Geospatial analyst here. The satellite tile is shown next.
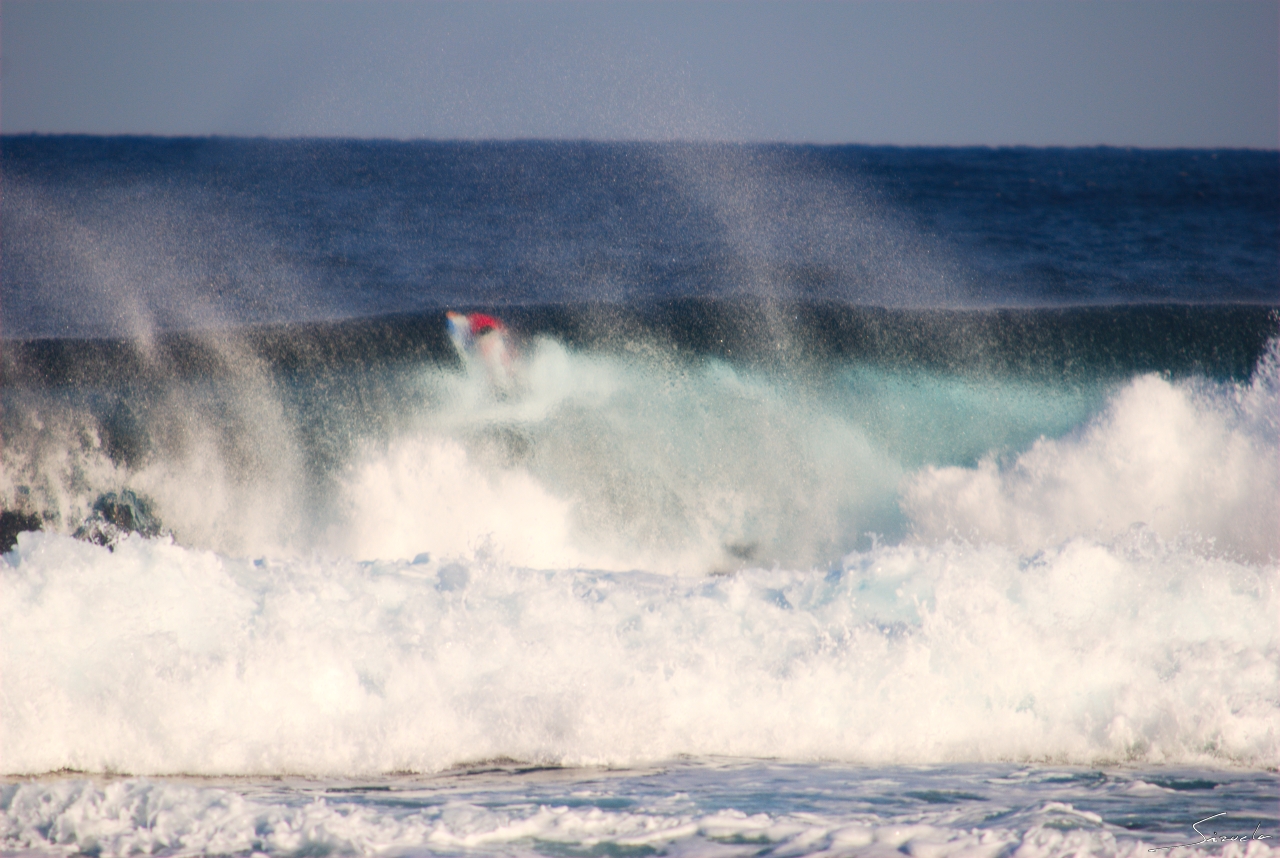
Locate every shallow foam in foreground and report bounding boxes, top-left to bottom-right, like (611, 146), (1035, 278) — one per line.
(4, 764), (1279, 858)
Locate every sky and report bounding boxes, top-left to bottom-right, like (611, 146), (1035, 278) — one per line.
(2, 0), (1277, 147)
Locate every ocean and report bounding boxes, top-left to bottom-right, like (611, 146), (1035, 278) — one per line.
(1, 136), (1277, 856)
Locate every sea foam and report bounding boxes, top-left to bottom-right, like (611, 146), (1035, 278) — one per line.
(2, 523), (1275, 776)
(7, 774), (1277, 858)
(905, 342), (1280, 561)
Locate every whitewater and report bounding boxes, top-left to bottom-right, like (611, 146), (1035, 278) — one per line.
(1, 138), (1277, 856)
(3, 335), (1279, 772)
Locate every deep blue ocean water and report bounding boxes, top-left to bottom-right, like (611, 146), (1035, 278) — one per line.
(4, 138), (1277, 338)
(1, 137), (1277, 856)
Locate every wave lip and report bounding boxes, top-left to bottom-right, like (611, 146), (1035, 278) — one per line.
(4, 302), (1277, 385)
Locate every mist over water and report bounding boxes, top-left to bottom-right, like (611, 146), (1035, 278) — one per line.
(4, 139), (1276, 339)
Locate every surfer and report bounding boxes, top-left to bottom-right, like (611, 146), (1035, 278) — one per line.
(446, 310), (515, 389)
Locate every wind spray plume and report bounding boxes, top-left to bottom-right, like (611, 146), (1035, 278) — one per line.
(656, 143), (964, 367)
(0, 152), (327, 556)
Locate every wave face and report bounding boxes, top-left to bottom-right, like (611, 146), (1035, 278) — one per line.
(3, 317), (1275, 569)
